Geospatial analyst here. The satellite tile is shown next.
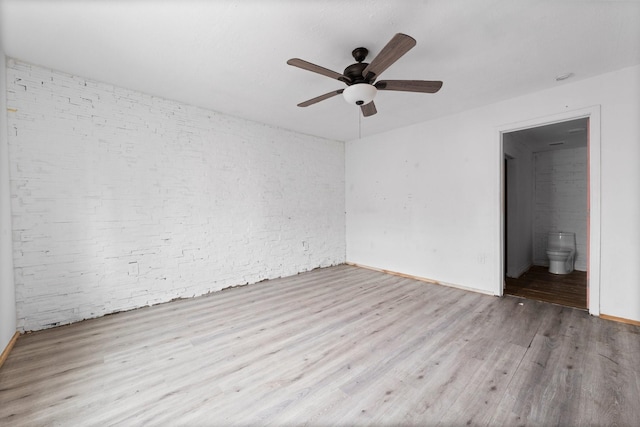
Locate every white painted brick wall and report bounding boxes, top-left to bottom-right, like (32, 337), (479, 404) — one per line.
(6, 60), (345, 331)
(533, 147), (587, 271)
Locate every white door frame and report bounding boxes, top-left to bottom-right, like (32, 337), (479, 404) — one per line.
(498, 105), (601, 316)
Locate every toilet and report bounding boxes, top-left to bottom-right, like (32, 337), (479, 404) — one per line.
(546, 231), (576, 275)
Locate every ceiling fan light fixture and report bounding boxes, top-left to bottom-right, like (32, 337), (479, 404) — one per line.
(343, 83), (377, 106)
(287, 34), (440, 116)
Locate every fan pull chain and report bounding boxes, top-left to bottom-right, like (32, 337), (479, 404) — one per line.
(358, 108), (362, 139)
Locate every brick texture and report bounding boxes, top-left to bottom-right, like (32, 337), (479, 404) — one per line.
(7, 60), (345, 331)
(533, 147), (587, 271)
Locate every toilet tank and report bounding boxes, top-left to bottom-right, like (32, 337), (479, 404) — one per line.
(547, 231), (576, 250)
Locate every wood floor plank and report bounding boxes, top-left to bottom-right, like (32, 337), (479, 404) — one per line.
(505, 265), (587, 309)
(1, 265), (639, 426)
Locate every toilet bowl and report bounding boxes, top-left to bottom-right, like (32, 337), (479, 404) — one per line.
(546, 231), (576, 274)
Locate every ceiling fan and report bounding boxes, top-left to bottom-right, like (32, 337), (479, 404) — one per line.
(287, 33), (442, 117)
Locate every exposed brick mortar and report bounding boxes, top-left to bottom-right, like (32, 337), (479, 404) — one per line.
(6, 60), (346, 331)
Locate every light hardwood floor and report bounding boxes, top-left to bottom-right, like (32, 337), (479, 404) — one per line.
(1, 265), (639, 426)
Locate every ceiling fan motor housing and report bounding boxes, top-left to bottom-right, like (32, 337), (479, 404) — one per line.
(343, 62), (370, 83)
(343, 49), (377, 106)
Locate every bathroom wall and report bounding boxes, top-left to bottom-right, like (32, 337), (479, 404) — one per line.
(503, 137), (533, 278)
(533, 147), (587, 271)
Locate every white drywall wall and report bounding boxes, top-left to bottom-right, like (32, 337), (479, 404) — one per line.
(347, 111), (499, 292)
(0, 24), (17, 352)
(346, 64), (640, 322)
(503, 137), (533, 278)
(6, 61), (345, 331)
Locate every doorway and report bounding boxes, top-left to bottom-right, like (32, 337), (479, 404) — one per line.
(499, 107), (601, 315)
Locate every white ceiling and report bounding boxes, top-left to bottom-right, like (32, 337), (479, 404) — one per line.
(1, 0), (639, 142)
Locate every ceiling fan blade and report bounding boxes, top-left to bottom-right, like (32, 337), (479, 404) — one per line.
(375, 80), (443, 93)
(287, 58), (351, 83)
(297, 89), (344, 107)
(360, 101), (377, 117)
(362, 33), (416, 80)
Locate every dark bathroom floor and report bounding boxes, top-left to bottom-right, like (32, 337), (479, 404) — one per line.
(504, 265), (588, 310)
